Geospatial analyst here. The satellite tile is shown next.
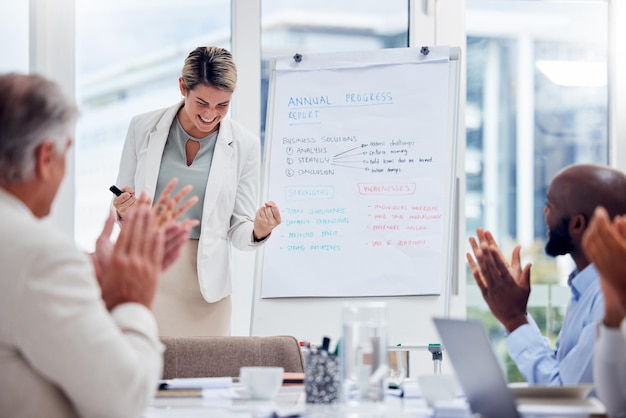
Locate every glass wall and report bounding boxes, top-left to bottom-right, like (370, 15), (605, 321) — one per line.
(260, 0), (409, 141)
(74, 0), (231, 250)
(0, 2), (29, 73)
(466, 0), (608, 381)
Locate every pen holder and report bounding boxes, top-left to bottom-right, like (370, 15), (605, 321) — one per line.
(304, 351), (340, 404)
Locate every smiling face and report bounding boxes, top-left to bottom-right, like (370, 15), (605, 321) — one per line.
(178, 79), (232, 138)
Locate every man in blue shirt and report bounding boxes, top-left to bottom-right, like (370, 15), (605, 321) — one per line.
(466, 164), (626, 385)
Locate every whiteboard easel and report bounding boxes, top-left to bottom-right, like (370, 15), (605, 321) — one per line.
(251, 46), (462, 352)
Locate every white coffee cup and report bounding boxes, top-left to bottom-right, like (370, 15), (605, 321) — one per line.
(239, 366), (284, 400)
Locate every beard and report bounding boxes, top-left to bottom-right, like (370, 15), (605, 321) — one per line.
(545, 217), (575, 257)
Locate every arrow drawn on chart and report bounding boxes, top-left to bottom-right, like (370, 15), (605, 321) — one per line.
(330, 162), (367, 170)
(333, 144), (368, 158)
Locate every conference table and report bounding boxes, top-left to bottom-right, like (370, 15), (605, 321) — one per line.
(145, 385), (420, 418)
(143, 381), (608, 418)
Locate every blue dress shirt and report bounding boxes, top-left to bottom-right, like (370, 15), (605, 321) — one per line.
(506, 264), (604, 385)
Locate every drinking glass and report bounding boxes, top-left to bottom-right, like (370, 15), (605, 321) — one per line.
(341, 302), (388, 405)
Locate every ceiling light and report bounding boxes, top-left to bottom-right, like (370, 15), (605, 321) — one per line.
(536, 60), (607, 87)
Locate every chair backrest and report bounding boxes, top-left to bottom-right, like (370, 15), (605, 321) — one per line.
(160, 335), (305, 379)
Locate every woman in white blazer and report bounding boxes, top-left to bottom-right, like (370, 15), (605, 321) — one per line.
(113, 47), (281, 336)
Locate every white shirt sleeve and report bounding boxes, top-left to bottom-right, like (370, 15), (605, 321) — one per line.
(593, 320), (626, 418)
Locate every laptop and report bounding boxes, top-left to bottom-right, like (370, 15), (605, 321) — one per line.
(432, 318), (600, 418)
(433, 317), (523, 418)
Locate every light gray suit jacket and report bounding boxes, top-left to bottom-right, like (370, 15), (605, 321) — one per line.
(0, 188), (163, 418)
(116, 102), (264, 303)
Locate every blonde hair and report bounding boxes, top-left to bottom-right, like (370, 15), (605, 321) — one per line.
(181, 46), (237, 93)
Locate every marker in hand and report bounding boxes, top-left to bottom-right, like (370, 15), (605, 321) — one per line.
(109, 185), (123, 196)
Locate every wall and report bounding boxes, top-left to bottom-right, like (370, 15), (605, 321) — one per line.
(27, 0), (76, 237)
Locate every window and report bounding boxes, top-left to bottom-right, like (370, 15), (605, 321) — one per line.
(260, 0), (409, 142)
(466, 0), (608, 381)
(0, 2), (29, 73)
(74, 0), (231, 250)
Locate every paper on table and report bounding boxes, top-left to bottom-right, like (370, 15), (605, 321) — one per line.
(508, 383), (593, 399)
(159, 377), (232, 390)
(400, 375), (463, 399)
(401, 382), (421, 398)
(517, 397), (607, 416)
(143, 406), (251, 417)
(387, 387), (404, 397)
(282, 372), (305, 385)
(202, 388), (240, 400)
(155, 388), (240, 399)
(431, 398), (472, 418)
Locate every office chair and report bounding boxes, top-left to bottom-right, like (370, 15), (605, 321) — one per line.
(160, 335), (304, 379)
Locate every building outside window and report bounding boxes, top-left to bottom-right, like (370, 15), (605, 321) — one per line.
(0, 2), (29, 73)
(466, 0), (608, 381)
(74, 0), (231, 250)
(260, 0), (409, 141)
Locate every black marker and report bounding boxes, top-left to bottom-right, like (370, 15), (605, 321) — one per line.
(321, 336), (331, 354)
(109, 185), (123, 196)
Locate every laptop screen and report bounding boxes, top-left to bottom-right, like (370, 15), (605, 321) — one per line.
(433, 317), (521, 418)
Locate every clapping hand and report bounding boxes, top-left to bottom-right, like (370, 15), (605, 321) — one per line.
(93, 178), (199, 289)
(144, 178), (199, 229)
(582, 206), (626, 327)
(466, 228), (532, 333)
(99, 206), (164, 310)
(113, 178), (199, 228)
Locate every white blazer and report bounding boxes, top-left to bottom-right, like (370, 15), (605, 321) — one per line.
(116, 101), (264, 303)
